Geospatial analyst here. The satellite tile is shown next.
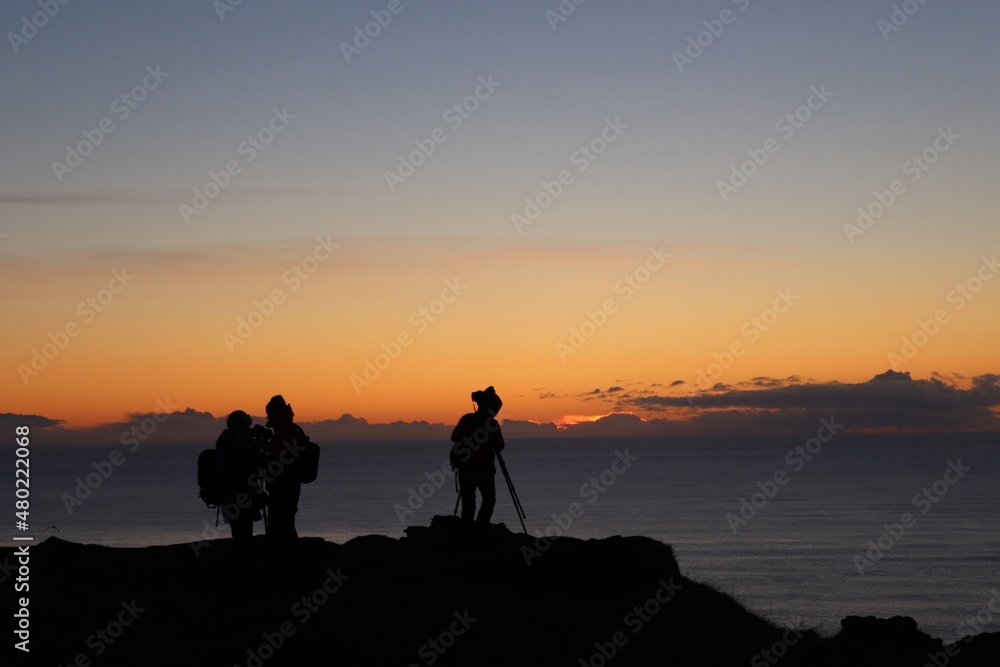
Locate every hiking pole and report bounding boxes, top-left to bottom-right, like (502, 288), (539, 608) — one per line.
(453, 472), (461, 516)
(495, 450), (527, 533)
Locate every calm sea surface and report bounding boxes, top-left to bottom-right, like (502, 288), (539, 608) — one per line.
(10, 433), (999, 641)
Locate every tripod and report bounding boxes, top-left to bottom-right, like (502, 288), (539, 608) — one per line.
(452, 453), (527, 534)
(496, 450), (527, 534)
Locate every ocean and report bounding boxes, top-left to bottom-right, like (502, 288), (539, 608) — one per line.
(10, 432), (999, 642)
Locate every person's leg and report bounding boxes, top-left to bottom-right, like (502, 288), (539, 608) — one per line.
(285, 483), (300, 540)
(459, 469), (477, 522)
(231, 516), (252, 543)
(266, 505), (285, 539)
(266, 488), (293, 541)
(477, 472), (496, 525)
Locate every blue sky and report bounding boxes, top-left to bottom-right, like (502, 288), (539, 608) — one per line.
(4, 0), (998, 250)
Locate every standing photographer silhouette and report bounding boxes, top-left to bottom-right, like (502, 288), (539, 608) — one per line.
(450, 386), (506, 526)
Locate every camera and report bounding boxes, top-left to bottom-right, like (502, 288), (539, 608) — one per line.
(248, 424), (272, 449)
(472, 386), (501, 411)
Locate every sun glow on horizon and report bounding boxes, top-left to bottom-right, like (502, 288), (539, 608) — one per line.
(556, 412), (644, 428)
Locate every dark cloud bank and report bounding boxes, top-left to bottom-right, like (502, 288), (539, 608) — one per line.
(5, 371), (998, 445)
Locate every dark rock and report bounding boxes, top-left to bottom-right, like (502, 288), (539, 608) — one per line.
(3, 521), (997, 666)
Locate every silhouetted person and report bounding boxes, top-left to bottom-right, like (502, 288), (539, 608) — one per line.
(215, 410), (267, 546)
(451, 386), (506, 526)
(263, 395), (307, 547)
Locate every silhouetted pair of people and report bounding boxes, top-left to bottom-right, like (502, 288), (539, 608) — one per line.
(450, 386), (506, 526)
(215, 395), (309, 549)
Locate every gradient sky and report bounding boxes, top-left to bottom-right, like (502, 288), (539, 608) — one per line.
(2, 0), (999, 439)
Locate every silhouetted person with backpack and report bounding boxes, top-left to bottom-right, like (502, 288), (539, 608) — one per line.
(216, 410), (268, 546)
(263, 395), (308, 547)
(450, 386), (506, 526)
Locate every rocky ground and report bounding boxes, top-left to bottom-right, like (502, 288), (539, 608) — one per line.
(4, 516), (998, 666)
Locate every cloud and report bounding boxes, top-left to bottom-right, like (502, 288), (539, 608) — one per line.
(624, 371), (1000, 433)
(578, 386), (631, 401)
(496, 419), (561, 438)
(747, 376), (786, 389)
(0, 191), (184, 205)
(20, 371), (1000, 444)
(16, 407), (222, 446)
(20, 408), (453, 445)
(634, 370), (1000, 411)
(307, 415), (450, 441)
(0, 413), (65, 429)
(558, 412), (652, 437)
(0, 188), (366, 206)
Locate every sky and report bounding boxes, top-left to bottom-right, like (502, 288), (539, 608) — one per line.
(2, 0), (999, 442)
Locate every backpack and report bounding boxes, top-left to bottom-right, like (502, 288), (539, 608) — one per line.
(450, 439), (470, 472)
(197, 449), (224, 508)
